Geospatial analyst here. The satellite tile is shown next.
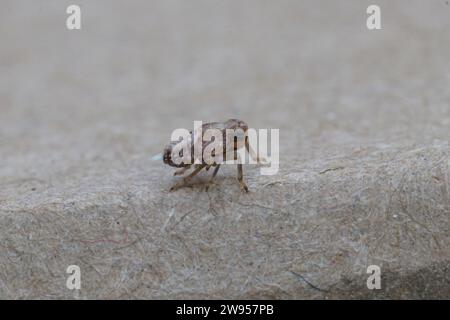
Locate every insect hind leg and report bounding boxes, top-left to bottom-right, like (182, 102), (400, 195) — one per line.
(170, 164), (206, 191)
(173, 165), (191, 176)
(205, 164), (221, 191)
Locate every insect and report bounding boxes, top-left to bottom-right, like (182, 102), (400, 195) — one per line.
(162, 119), (263, 192)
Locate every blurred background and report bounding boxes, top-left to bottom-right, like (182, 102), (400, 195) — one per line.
(1, 0), (449, 194)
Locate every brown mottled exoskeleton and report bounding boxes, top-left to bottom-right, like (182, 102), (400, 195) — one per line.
(163, 119), (262, 192)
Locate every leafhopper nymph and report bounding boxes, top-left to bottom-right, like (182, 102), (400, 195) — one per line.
(162, 119), (264, 192)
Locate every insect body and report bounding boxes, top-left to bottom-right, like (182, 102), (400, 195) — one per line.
(163, 119), (262, 192)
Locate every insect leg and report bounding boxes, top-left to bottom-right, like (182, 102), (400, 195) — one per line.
(185, 164), (207, 179)
(173, 165), (191, 176)
(205, 164), (221, 191)
(170, 164), (206, 191)
(245, 137), (266, 164)
(237, 159), (249, 193)
(211, 164), (221, 179)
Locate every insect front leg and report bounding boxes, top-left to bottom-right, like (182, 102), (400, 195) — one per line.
(237, 157), (249, 193)
(205, 164), (221, 191)
(245, 137), (267, 164)
(170, 164), (206, 191)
